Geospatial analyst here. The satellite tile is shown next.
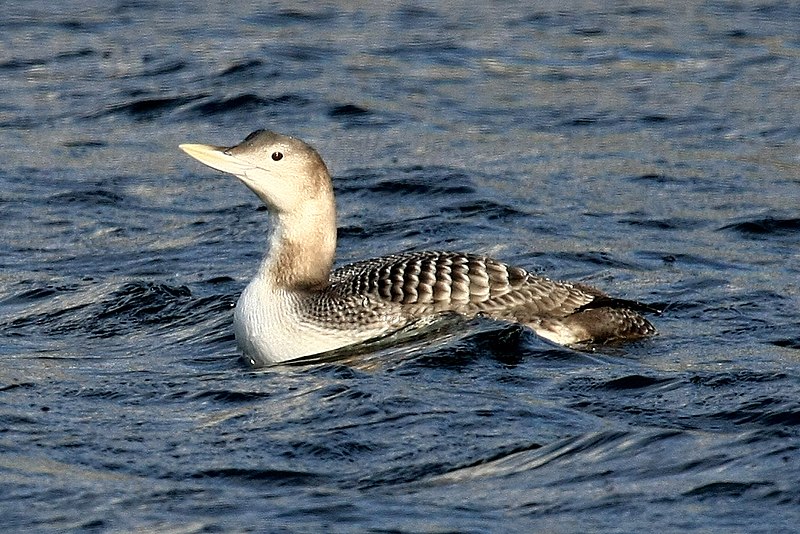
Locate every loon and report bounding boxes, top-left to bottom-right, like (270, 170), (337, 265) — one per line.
(180, 130), (656, 365)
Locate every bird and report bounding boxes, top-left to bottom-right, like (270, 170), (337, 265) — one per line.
(179, 130), (656, 365)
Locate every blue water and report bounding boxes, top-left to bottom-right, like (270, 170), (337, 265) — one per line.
(2, 1), (799, 532)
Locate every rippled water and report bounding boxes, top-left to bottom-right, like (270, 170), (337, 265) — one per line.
(2, 1), (800, 532)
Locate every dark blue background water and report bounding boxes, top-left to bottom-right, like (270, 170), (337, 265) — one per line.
(2, 1), (799, 532)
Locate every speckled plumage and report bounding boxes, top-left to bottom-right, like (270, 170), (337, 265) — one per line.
(313, 250), (654, 340)
(180, 130), (656, 365)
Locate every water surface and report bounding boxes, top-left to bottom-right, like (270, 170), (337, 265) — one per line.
(2, 1), (799, 532)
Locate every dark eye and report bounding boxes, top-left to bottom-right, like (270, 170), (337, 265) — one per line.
(271, 152), (283, 161)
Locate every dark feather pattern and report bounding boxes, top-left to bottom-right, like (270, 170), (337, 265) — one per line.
(301, 250), (656, 343)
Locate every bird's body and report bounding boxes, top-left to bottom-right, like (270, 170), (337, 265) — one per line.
(180, 130), (655, 365)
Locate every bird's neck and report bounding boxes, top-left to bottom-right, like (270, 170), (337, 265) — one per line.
(258, 197), (337, 290)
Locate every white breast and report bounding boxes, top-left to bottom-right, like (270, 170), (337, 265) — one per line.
(233, 276), (397, 365)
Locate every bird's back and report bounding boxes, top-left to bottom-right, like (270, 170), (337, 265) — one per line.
(310, 250), (655, 345)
